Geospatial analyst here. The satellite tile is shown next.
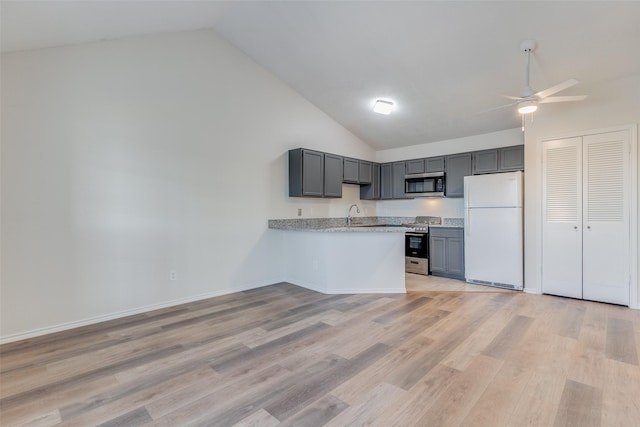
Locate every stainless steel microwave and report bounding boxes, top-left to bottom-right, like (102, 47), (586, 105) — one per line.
(404, 172), (445, 197)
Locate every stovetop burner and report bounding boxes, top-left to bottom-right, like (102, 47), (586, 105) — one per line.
(402, 216), (441, 233)
(402, 223), (430, 232)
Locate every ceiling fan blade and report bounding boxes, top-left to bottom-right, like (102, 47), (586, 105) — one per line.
(535, 78), (579, 99)
(473, 102), (517, 115)
(539, 95), (587, 103)
(502, 95), (525, 101)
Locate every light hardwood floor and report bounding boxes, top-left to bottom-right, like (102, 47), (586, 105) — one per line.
(406, 272), (515, 293)
(1, 278), (639, 426)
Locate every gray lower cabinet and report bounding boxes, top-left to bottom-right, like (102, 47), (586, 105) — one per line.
(429, 227), (464, 280)
(323, 153), (343, 198)
(380, 163), (393, 199)
(360, 163), (380, 200)
(289, 148), (324, 197)
(445, 153), (472, 197)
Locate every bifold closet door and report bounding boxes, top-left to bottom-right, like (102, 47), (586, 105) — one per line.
(542, 130), (631, 305)
(542, 137), (583, 299)
(582, 131), (630, 305)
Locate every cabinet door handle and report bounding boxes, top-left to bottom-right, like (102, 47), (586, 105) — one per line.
(587, 225), (591, 230)
(574, 226), (578, 230)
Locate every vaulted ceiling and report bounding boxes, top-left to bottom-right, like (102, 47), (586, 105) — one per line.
(2, 1), (639, 149)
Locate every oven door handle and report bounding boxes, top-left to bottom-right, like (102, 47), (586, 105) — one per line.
(406, 233), (426, 237)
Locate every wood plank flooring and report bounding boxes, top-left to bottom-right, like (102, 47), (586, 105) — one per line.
(1, 278), (639, 426)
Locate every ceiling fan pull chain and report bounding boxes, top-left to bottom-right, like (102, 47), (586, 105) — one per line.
(524, 47), (531, 93)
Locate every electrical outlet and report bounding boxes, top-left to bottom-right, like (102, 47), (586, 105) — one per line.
(169, 270), (177, 281)
(298, 208), (302, 217)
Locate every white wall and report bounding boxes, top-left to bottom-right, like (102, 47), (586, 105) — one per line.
(375, 128), (523, 218)
(376, 128), (523, 163)
(0, 30), (376, 341)
(522, 73), (640, 308)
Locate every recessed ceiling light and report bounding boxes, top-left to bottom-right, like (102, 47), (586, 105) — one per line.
(373, 100), (395, 115)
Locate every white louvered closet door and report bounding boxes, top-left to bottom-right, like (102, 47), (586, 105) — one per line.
(542, 130), (631, 305)
(542, 137), (583, 299)
(582, 131), (630, 305)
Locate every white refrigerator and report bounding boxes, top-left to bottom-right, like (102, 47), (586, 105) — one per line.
(463, 171), (523, 290)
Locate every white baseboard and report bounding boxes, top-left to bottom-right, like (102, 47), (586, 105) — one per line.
(524, 287), (638, 310)
(0, 279), (279, 345)
(287, 280), (326, 294)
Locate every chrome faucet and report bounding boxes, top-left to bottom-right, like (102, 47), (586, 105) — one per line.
(347, 204), (360, 227)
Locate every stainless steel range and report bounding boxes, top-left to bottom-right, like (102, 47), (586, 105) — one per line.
(403, 216), (441, 276)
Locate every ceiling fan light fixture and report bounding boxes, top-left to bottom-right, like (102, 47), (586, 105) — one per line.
(517, 100), (538, 114)
(373, 99), (395, 115)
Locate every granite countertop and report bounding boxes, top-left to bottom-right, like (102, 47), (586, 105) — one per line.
(268, 215), (460, 232)
(429, 218), (464, 228)
(299, 225), (411, 233)
(268, 217), (415, 233)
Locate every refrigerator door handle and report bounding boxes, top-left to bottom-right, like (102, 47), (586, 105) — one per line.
(465, 183), (470, 209)
(466, 210), (470, 235)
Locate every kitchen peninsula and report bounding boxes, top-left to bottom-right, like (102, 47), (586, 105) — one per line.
(269, 217), (412, 294)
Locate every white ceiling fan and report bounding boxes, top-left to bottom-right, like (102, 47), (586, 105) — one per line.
(495, 39), (587, 115)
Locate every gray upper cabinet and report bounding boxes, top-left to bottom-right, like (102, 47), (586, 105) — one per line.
(360, 163), (380, 200)
(289, 146), (521, 200)
(406, 156), (445, 174)
(343, 157), (359, 183)
(323, 153), (343, 198)
(289, 148), (324, 197)
(425, 156), (445, 172)
(429, 227), (464, 280)
(344, 158), (373, 185)
(405, 159), (425, 175)
(473, 149), (499, 174)
(445, 153), (472, 198)
(380, 161), (407, 200)
(392, 161), (407, 199)
(380, 163), (394, 199)
(499, 145), (525, 171)
(473, 145), (524, 174)
(359, 161), (373, 184)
